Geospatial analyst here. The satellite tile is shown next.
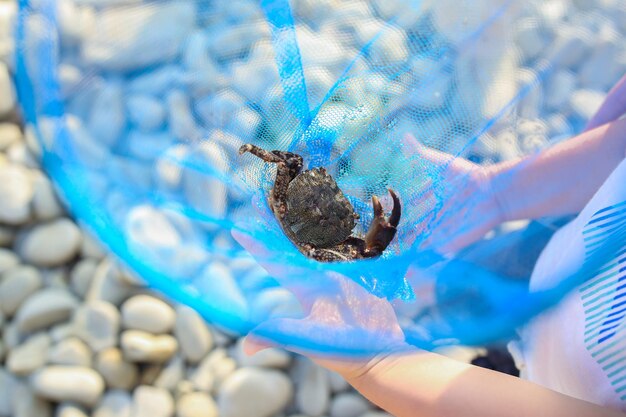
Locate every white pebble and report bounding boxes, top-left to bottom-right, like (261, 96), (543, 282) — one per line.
(154, 355), (185, 390)
(0, 123), (21, 151)
(93, 390), (132, 417)
(128, 65), (182, 96)
(13, 380), (52, 417)
(80, 232), (106, 259)
(56, 403), (89, 417)
(545, 70), (577, 111)
(30, 172), (63, 220)
(0, 62), (15, 115)
(330, 393), (371, 417)
(167, 89), (201, 141)
(218, 368), (293, 417)
(177, 392), (218, 417)
(88, 82), (125, 147)
(95, 347), (139, 390)
(82, 1), (196, 71)
(131, 386), (174, 417)
(74, 300), (120, 352)
(126, 95), (166, 132)
(7, 333), (50, 376)
(17, 218), (82, 267)
(547, 25), (593, 68)
(48, 337), (92, 367)
(328, 370), (349, 393)
(121, 330), (178, 363)
(570, 89), (606, 121)
(196, 262), (248, 319)
(127, 131), (173, 161)
(0, 2), (15, 66)
(174, 305), (213, 363)
(0, 265), (42, 316)
(0, 164), (33, 225)
(86, 260), (133, 305)
(121, 295), (175, 334)
(14, 288), (78, 332)
(70, 259), (98, 298)
(31, 366), (104, 407)
(0, 247), (18, 274)
(296, 360), (330, 417)
(0, 369), (16, 416)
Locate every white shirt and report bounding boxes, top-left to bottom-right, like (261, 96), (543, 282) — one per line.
(511, 158), (626, 411)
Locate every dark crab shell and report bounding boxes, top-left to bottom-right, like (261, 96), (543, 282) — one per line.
(283, 167), (357, 248)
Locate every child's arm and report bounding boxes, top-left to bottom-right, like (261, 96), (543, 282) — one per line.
(338, 347), (626, 417)
(490, 117), (626, 223)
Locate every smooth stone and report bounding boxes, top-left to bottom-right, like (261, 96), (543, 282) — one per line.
(359, 413), (393, 417)
(108, 156), (153, 193)
(49, 322), (77, 344)
(31, 171), (64, 220)
(545, 70), (576, 111)
(195, 90), (245, 128)
(82, 1), (196, 71)
(154, 355), (184, 390)
(73, 300), (120, 352)
(0, 123), (21, 151)
(0, 248), (18, 274)
(0, 265), (43, 317)
(131, 386), (174, 417)
(570, 89), (606, 121)
(0, 2), (15, 66)
(48, 337), (92, 367)
(0, 62), (15, 115)
(126, 130), (172, 161)
(167, 89), (201, 141)
(196, 262), (248, 319)
(64, 116), (110, 169)
(218, 368), (293, 417)
(547, 25), (593, 68)
(95, 347), (139, 390)
(329, 393), (371, 417)
(121, 330), (177, 363)
(174, 305), (213, 363)
(177, 392), (218, 417)
(86, 260), (133, 305)
(0, 164), (33, 225)
(234, 338), (291, 369)
(31, 366), (105, 407)
(7, 333), (51, 376)
(296, 360), (330, 417)
(70, 259), (98, 298)
(13, 381), (52, 417)
(327, 370), (349, 393)
(18, 219), (82, 267)
(93, 390), (131, 417)
(514, 18), (546, 60)
(0, 369), (16, 416)
(121, 294), (175, 334)
(56, 403), (89, 417)
(87, 82), (125, 147)
(15, 288), (78, 332)
(126, 95), (166, 132)
(80, 232), (106, 259)
(188, 347), (237, 392)
(3, 322), (21, 350)
(127, 65), (183, 96)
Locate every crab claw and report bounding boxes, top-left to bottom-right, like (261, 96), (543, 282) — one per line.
(363, 189), (401, 257)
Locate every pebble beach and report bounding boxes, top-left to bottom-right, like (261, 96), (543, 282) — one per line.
(0, 0), (625, 416)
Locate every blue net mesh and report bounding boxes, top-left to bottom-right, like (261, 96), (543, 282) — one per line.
(15, 0), (626, 354)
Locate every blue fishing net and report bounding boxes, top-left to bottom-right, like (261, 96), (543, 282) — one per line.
(15, 0), (626, 354)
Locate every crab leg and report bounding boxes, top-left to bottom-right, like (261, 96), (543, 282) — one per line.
(239, 144), (303, 220)
(363, 189), (401, 257)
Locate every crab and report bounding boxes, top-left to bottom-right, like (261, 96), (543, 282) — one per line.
(239, 143), (401, 262)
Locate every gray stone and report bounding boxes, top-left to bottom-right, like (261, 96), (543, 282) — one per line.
(121, 330), (177, 363)
(154, 355), (184, 390)
(31, 366), (105, 407)
(86, 260), (133, 305)
(74, 300), (120, 352)
(13, 381), (52, 417)
(177, 392), (218, 417)
(327, 370), (349, 393)
(7, 332), (51, 376)
(18, 219), (82, 267)
(121, 294), (175, 334)
(570, 89), (606, 121)
(48, 337), (92, 367)
(127, 95), (166, 132)
(131, 386), (174, 417)
(329, 393), (370, 417)
(93, 390), (131, 417)
(31, 172), (64, 221)
(234, 338), (291, 369)
(15, 288), (79, 332)
(95, 347), (139, 390)
(0, 164), (33, 225)
(55, 403), (89, 417)
(0, 368), (16, 416)
(296, 360), (330, 417)
(218, 368), (293, 417)
(70, 259), (98, 298)
(88, 83), (125, 147)
(0, 247), (18, 274)
(82, 1), (196, 71)
(80, 232), (106, 259)
(174, 305), (213, 363)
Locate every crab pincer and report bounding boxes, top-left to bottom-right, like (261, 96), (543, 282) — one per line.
(364, 189), (401, 257)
